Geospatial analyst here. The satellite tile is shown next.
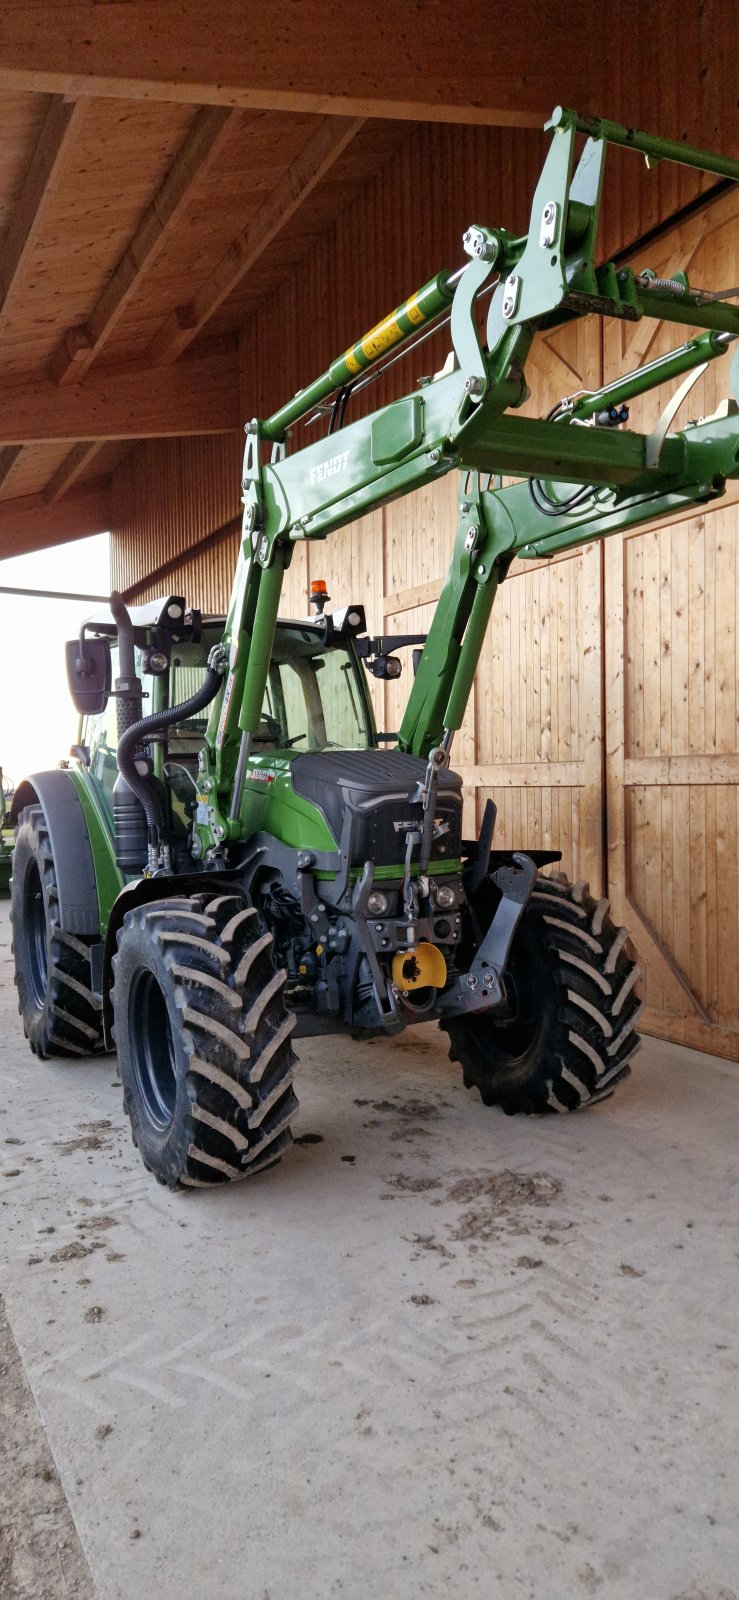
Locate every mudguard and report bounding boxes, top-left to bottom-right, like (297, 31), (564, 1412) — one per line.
(10, 771), (100, 937)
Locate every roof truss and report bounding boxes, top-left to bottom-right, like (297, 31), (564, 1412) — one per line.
(49, 104), (241, 385)
(147, 113), (364, 363)
(0, 3), (596, 126)
(0, 94), (87, 324)
(0, 343), (240, 444)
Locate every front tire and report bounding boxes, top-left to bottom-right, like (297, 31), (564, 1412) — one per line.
(443, 872), (642, 1114)
(112, 892), (299, 1188)
(11, 804), (105, 1059)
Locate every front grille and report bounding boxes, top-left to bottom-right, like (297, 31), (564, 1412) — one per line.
(352, 795), (462, 866)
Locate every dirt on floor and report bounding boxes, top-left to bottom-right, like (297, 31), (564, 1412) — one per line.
(1, 875), (736, 1600)
(0, 1293), (94, 1599)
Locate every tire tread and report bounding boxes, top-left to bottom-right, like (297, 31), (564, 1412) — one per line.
(112, 892), (298, 1188)
(11, 804), (105, 1059)
(442, 869), (641, 1116)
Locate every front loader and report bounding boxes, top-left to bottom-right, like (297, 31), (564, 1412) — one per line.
(10, 108), (739, 1187)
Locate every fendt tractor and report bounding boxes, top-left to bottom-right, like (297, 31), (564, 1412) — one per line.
(0, 769), (13, 894)
(10, 109), (739, 1188)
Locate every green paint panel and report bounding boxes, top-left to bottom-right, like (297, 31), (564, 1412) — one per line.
(371, 395), (424, 465)
(239, 757), (338, 856)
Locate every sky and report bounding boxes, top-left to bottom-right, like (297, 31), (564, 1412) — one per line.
(0, 532), (110, 790)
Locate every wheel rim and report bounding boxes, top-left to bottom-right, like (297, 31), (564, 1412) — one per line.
(463, 935), (545, 1075)
(24, 860), (48, 1007)
(128, 969), (177, 1132)
(493, 965), (541, 1063)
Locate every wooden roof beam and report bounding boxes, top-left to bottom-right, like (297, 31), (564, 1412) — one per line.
(0, 342), (240, 443)
(50, 105), (240, 386)
(0, 480), (111, 559)
(147, 114), (364, 365)
(0, 95), (87, 322)
(43, 442), (103, 502)
(0, 3), (598, 127)
(0, 446), (24, 494)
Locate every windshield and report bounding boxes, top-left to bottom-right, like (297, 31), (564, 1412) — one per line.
(169, 628), (372, 754)
(167, 638), (218, 756)
(262, 637), (371, 750)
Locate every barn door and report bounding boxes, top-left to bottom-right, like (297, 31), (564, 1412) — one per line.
(602, 187), (739, 1062)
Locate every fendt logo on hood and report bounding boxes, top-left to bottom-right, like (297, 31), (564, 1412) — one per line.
(309, 449), (350, 487)
(393, 817), (444, 833)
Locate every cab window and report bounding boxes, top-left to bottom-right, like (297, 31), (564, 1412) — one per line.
(260, 645), (369, 750)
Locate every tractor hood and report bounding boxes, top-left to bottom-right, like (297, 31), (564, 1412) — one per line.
(290, 749), (463, 868)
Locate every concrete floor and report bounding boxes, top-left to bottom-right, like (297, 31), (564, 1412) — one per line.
(0, 900), (737, 1600)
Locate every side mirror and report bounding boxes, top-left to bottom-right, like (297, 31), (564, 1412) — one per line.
(65, 638), (111, 715)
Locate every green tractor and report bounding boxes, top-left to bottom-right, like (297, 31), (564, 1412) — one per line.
(0, 769), (13, 894)
(9, 108), (739, 1188)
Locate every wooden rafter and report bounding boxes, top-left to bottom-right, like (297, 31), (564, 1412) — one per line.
(0, 95), (87, 321)
(49, 105), (240, 386)
(43, 442), (103, 502)
(0, 4), (595, 126)
(38, 113), (361, 504)
(0, 446), (24, 494)
(0, 343), (240, 444)
(0, 480), (111, 559)
(147, 115), (365, 365)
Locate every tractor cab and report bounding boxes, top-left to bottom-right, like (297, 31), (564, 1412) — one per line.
(68, 592), (428, 878)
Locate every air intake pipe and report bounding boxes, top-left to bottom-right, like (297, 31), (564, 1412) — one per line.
(110, 591), (148, 871)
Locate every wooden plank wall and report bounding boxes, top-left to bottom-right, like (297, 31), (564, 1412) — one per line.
(108, 143), (738, 1061)
(603, 185), (739, 1061)
(110, 432), (242, 609)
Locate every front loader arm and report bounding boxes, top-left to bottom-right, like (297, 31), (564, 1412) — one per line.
(398, 398), (739, 757)
(196, 106), (739, 845)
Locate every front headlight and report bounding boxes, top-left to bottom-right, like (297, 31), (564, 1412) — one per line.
(367, 890), (389, 916)
(435, 884), (456, 909)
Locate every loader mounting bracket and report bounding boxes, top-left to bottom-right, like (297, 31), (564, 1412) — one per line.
(438, 852), (537, 1017)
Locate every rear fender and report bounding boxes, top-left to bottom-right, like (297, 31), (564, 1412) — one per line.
(10, 771), (100, 937)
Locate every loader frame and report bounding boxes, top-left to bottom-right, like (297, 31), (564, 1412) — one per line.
(186, 106), (739, 864)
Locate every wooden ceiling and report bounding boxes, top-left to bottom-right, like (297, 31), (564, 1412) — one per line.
(0, 1), (610, 555)
(0, 1), (734, 556)
(0, 94), (409, 515)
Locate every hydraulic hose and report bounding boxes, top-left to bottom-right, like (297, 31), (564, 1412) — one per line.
(116, 651), (226, 842)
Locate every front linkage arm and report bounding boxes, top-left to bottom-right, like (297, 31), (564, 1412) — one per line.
(195, 106), (739, 853)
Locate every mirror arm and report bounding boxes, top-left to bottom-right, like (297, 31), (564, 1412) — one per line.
(75, 622), (97, 677)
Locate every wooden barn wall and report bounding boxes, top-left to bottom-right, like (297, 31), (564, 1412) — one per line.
(109, 432), (243, 611)
(595, 1), (738, 248)
(107, 98), (738, 1059)
(602, 184), (739, 1062)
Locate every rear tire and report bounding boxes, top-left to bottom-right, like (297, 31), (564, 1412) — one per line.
(112, 892), (299, 1188)
(11, 804), (105, 1059)
(443, 872), (641, 1114)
